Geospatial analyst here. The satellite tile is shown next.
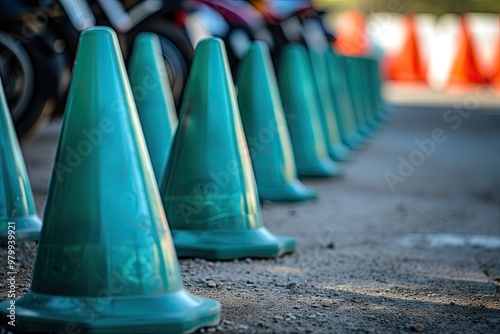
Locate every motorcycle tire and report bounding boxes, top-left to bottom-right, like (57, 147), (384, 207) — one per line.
(127, 17), (194, 110)
(0, 24), (67, 141)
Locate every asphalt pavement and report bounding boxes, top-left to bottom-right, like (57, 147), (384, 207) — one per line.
(4, 102), (500, 333)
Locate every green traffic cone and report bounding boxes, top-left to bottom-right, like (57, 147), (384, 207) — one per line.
(0, 78), (42, 242)
(344, 56), (374, 138)
(0, 27), (220, 334)
(367, 56), (394, 121)
(278, 43), (340, 177)
(160, 37), (296, 260)
(365, 57), (384, 122)
(307, 42), (351, 162)
(303, 19), (351, 162)
(128, 33), (178, 186)
(327, 50), (365, 150)
(236, 41), (316, 202)
(359, 56), (381, 130)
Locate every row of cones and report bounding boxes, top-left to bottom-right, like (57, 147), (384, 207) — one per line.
(334, 10), (500, 90)
(0, 25), (389, 333)
(386, 14), (500, 89)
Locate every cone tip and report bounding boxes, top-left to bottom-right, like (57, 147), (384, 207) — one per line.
(197, 36), (225, 50)
(250, 40), (268, 52)
(81, 26), (117, 39)
(134, 32), (160, 46)
(282, 43), (305, 55)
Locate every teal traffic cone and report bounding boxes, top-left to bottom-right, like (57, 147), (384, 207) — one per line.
(360, 57), (380, 123)
(278, 43), (340, 177)
(367, 56), (394, 121)
(0, 78), (42, 242)
(327, 50), (365, 150)
(128, 33), (178, 186)
(357, 56), (380, 131)
(307, 44), (351, 161)
(160, 37), (296, 260)
(365, 57), (385, 122)
(236, 41), (316, 202)
(344, 56), (374, 138)
(0, 27), (220, 334)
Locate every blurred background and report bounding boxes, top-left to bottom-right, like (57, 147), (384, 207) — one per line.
(0, 0), (499, 140)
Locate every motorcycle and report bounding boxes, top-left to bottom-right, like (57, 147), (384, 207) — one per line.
(185, 0), (334, 74)
(0, 0), (194, 139)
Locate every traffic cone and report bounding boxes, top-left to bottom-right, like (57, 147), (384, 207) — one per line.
(305, 22), (351, 162)
(447, 15), (488, 89)
(327, 50), (365, 150)
(387, 14), (426, 81)
(160, 37), (296, 260)
(236, 41), (317, 202)
(490, 17), (500, 90)
(365, 57), (387, 122)
(0, 78), (42, 242)
(358, 56), (381, 130)
(278, 43), (340, 177)
(0, 27), (220, 334)
(344, 56), (373, 138)
(368, 55), (394, 120)
(334, 10), (370, 56)
(128, 33), (178, 186)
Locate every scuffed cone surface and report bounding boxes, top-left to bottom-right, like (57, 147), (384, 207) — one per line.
(161, 37), (262, 230)
(0, 27), (220, 334)
(35, 26), (181, 296)
(160, 38), (295, 260)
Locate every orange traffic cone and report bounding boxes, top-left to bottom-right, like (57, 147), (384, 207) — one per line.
(387, 14), (426, 82)
(490, 17), (500, 90)
(334, 10), (370, 56)
(447, 15), (489, 89)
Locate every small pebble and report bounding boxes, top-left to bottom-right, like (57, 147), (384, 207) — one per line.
(236, 324), (249, 331)
(409, 323), (425, 332)
(256, 320), (266, 327)
(206, 281), (216, 288)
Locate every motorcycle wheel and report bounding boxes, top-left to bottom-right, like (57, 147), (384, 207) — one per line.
(127, 17), (194, 110)
(0, 25), (66, 141)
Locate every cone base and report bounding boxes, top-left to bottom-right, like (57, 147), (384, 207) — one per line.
(328, 143), (352, 162)
(259, 179), (317, 202)
(297, 157), (340, 178)
(0, 215), (42, 243)
(357, 123), (374, 138)
(374, 109), (389, 122)
(343, 132), (366, 150)
(0, 289), (220, 334)
(172, 227), (296, 260)
(366, 118), (381, 131)
(381, 103), (395, 118)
